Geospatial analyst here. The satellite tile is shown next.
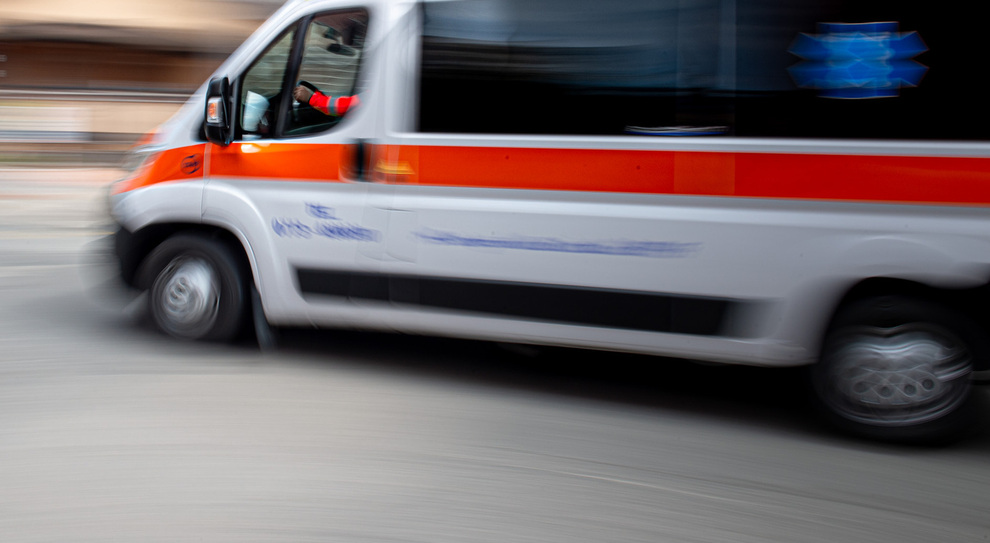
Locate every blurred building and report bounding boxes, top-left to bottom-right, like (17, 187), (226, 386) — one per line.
(0, 0), (284, 161)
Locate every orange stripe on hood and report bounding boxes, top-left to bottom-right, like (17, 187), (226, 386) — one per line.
(112, 145), (205, 194)
(209, 142), (344, 181)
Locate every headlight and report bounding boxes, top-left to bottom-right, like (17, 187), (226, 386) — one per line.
(118, 148), (154, 177)
(109, 147), (161, 197)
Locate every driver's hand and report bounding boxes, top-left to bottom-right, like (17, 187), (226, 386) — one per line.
(293, 85), (314, 103)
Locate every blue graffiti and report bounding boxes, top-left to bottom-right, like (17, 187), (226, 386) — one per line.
(789, 22), (927, 99)
(272, 217), (380, 242)
(272, 218), (314, 239)
(416, 229), (700, 258)
(314, 222), (380, 242)
(306, 202), (338, 220)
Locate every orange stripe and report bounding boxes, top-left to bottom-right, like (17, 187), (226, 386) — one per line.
(116, 142), (354, 194)
(209, 142), (344, 181)
(120, 141), (990, 206)
(736, 153), (990, 204)
(382, 145), (990, 206)
(112, 145), (205, 194)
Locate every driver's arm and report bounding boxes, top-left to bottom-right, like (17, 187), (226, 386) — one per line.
(293, 85), (359, 117)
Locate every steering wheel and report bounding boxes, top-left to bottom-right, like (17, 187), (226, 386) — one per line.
(291, 80), (321, 124)
(296, 80), (319, 107)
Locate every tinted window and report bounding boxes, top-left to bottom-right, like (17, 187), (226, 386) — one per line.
(419, 0), (989, 140)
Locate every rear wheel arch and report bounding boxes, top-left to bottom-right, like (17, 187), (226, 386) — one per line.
(825, 277), (990, 370)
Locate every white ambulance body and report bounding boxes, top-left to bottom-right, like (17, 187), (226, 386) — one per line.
(110, 0), (990, 440)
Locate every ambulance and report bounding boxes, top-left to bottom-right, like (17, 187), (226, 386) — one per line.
(109, 0), (990, 441)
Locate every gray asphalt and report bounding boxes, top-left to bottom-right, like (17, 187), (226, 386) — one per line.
(1, 168), (988, 543)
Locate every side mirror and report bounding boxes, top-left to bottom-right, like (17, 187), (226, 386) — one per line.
(204, 77), (232, 146)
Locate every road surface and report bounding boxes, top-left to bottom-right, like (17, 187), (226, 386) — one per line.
(1, 167), (988, 542)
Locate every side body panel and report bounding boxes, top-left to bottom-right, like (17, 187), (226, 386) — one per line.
(356, 136), (990, 365)
(110, 0), (990, 369)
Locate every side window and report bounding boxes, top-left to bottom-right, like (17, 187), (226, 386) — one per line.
(418, 0), (726, 136)
(238, 9), (369, 140)
(419, 0), (987, 141)
(240, 27), (297, 139)
(286, 11), (368, 136)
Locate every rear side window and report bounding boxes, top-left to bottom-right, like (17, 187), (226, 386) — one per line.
(418, 0), (990, 141)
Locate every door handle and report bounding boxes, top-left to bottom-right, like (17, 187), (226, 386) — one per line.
(344, 139), (370, 182)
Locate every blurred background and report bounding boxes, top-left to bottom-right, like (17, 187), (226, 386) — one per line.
(2, 2), (990, 542)
(0, 0), (283, 165)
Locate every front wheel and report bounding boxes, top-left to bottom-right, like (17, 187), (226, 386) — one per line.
(139, 234), (248, 342)
(812, 296), (982, 443)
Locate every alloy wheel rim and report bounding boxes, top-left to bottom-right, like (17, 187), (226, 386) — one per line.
(156, 257), (220, 337)
(822, 323), (972, 427)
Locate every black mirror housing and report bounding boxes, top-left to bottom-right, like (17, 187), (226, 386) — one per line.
(204, 77), (232, 146)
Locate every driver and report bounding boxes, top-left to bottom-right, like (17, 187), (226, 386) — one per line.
(293, 85), (359, 117)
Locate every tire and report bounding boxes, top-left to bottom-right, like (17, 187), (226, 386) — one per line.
(811, 296), (982, 443)
(138, 234), (248, 342)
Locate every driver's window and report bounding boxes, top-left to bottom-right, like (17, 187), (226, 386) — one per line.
(239, 27), (296, 139)
(285, 10), (369, 136)
(237, 9), (368, 140)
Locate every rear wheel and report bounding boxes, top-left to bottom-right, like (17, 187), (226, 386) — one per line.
(139, 234), (247, 342)
(812, 296), (981, 443)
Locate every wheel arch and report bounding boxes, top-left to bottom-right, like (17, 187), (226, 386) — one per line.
(117, 222), (253, 290)
(824, 276), (990, 371)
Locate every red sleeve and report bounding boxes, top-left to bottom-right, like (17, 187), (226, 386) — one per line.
(308, 91), (359, 116)
(308, 91), (331, 115)
(332, 95), (360, 116)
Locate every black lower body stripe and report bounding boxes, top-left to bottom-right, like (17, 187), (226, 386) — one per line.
(296, 268), (740, 336)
